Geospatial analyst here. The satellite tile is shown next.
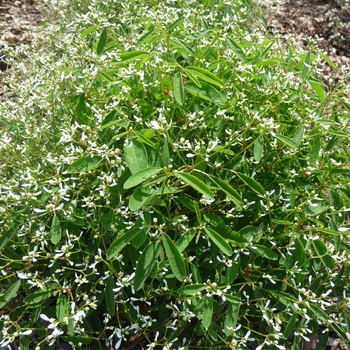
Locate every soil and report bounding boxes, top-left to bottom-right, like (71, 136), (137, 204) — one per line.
(0, 1), (349, 350)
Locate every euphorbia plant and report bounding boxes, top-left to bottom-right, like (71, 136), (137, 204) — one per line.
(0, 0), (350, 349)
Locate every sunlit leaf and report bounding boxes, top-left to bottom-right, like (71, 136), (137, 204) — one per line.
(124, 140), (148, 174)
(185, 66), (223, 88)
(177, 172), (214, 199)
(236, 172), (265, 196)
(50, 215), (61, 245)
(226, 37), (247, 61)
(174, 72), (185, 106)
(124, 167), (163, 189)
(184, 82), (227, 106)
(224, 295), (240, 336)
(56, 293), (68, 322)
(162, 233), (186, 281)
(250, 245), (277, 260)
(254, 135), (264, 162)
(178, 284), (206, 295)
(204, 227), (232, 256)
(0, 280), (21, 309)
(275, 134), (298, 149)
(96, 27), (107, 55)
(105, 274), (115, 315)
(67, 156), (103, 174)
(134, 242), (160, 291)
(202, 297), (213, 329)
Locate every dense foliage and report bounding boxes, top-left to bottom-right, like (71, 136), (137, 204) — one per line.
(0, 0), (350, 349)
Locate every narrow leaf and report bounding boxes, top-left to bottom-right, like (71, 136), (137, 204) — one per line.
(210, 176), (241, 206)
(136, 27), (155, 48)
(56, 293), (68, 322)
(186, 66), (223, 88)
(184, 82), (227, 106)
(117, 51), (149, 64)
(0, 280), (21, 309)
(107, 224), (143, 260)
(254, 135), (264, 162)
(67, 156), (103, 174)
(105, 274), (115, 315)
(174, 72), (185, 106)
(177, 172), (214, 199)
(284, 313), (297, 338)
(301, 52), (311, 80)
(80, 25), (96, 39)
(0, 229), (15, 251)
(309, 79), (326, 100)
(24, 291), (53, 305)
(96, 28), (107, 55)
(176, 229), (196, 252)
(236, 172), (265, 196)
(275, 134), (298, 149)
(204, 227), (232, 256)
(202, 297), (213, 329)
(310, 134), (320, 166)
(293, 125), (304, 146)
(134, 242), (160, 291)
(224, 296), (240, 336)
(124, 167), (163, 189)
(50, 215), (61, 245)
(226, 37), (247, 61)
(250, 245), (277, 260)
(178, 284), (206, 295)
(162, 233), (186, 281)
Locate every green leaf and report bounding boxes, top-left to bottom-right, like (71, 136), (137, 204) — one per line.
(107, 222), (144, 259)
(168, 37), (194, 55)
(309, 79), (326, 100)
(284, 313), (297, 338)
(225, 260), (240, 284)
(124, 167), (163, 189)
(96, 28), (107, 55)
(129, 187), (156, 211)
(236, 172), (265, 196)
(312, 239), (335, 270)
(293, 125), (304, 146)
(176, 229), (196, 252)
(116, 51), (150, 64)
(24, 290), (53, 305)
(124, 140), (148, 174)
(325, 135), (338, 152)
(310, 134), (320, 166)
(254, 135), (264, 162)
(185, 66), (223, 88)
(250, 245), (277, 260)
(178, 284), (206, 295)
(226, 37), (247, 61)
(174, 72), (185, 106)
(275, 134), (298, 149)
(0, 280), (21, 309)
(210, 176), (241, 206)
(204, 227), (232, 256)
(134, 242), (160, 291)
(0, 229), (15, 251)
(56, 293), (68, 322)
(62, 336), (92, 346)
(50, 215), (61, 245)
(305, 204), (328, 216)
(67, 156), (103, 173)
(184, 68), (202, 88)
(301, 52), (311, 80)
(202, 297), (213, 329)
(224, 295), (240, 336)
(239, 226), (261, 243)
(184, 82), (227, 106)
(105, 274), (115, 315)
(285, 237), (306, 269)
(177, 172), (214, 199)
(80, 25), (96, 39)
(136, 27), (155, 48)
(162, 233), (186, 281)
(317, 228), (347, 236)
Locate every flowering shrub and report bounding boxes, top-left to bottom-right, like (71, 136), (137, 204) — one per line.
(0, 0), (350, 349)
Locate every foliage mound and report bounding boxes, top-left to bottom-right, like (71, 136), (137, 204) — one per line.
(1, 0), (350, 349)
